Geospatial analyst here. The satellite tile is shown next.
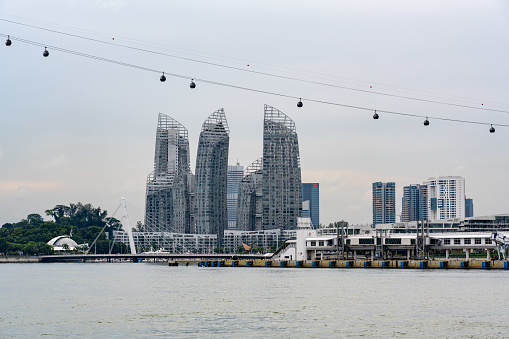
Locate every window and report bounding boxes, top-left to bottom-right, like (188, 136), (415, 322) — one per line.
(485, 239), (492, 245)
(359, 238), (374, 245)
(443, 239), (451, 245)
(310, 241), (316, 246)
(318, 241), (324, 246)
(464, 239), (471, 245)
(454, 239), (461, 245)
(475, 238), (482, 244)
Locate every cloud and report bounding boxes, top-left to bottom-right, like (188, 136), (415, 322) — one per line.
(40, 155), (68, 170)
(361, 189), (372, 204)
(0, 181), (64, 197)
(16, 186), (31, 198)
(94, 0), (125, 10)
(453, 164), (466, 172)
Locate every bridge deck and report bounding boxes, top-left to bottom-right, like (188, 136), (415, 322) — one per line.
(39, 253), (267, 262)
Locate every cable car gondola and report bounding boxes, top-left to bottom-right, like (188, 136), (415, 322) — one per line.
(5, 35), (11, 46)
(297, 98), (303, 107)
(43, 47), (49, 57)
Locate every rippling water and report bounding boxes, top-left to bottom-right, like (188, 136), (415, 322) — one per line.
(1, 263), (508, 338)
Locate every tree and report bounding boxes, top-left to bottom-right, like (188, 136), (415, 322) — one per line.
(45, 203), (108, 227)
(45, 205), (70, 223)
(61, 243), (70, 253)
(27, 214), (43, 225)
(68, 202), (108, 228)
(104, 217), (122, 232)
(1, 202), (123, 255)
(252, 245), (265, 254)
(0, 238), (7, 254)
(133, 221), (144, 232)
(22, 241), (53, 255)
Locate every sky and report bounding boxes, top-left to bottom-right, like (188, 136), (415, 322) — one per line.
(1, 1), (508, 227)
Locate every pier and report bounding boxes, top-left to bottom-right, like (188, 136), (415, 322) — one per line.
(197, 259), (509, 270)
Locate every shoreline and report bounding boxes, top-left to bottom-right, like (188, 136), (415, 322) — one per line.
(2, 256), (508, 270)
(0, 256), (40, 263)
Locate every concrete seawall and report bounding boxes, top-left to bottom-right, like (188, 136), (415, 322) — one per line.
(0, 256), (40, 263)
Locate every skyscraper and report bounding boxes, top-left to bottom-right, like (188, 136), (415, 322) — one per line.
(465, 198), (474, 218)
(194, 109), (230, 244)
(425, 176), (465, 220)
(227, 163), (244, 230)
(372, 182), (396, 226)
(401, 184), (428, 222)
(302, 183), (319, 227)
(236, 158), (263, 232)
(145, 114), (194, 233)
(262, 105), (302, 230)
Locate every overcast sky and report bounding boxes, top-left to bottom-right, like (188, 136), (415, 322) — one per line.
(1, 1), (508, 227)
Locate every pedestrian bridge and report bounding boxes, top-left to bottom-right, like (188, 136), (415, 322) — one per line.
(39, 253), (267, 262)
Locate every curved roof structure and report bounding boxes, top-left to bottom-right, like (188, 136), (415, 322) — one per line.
(47, 236), (78, 249)
(264, 104), (296, 133)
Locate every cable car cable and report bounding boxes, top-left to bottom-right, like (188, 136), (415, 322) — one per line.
(1, 20), (508, 114)
(2, 33), (508, 129)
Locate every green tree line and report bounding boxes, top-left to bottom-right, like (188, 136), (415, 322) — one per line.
(0, 202), (128, 255)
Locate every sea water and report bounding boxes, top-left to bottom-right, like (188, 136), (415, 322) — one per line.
(1, 263), (508, 338)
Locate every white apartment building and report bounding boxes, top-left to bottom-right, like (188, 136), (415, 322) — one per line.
(424, 176), (465, 220)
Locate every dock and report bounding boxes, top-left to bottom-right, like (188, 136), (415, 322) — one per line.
(195, 259), (509, 270)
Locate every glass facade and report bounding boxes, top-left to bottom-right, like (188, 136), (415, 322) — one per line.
(236, 158), (263, 232)
(262, 105), (302, 230)
(372, 182), (396, 226)
(302, 183), (319, 227)
(145, 114), (194, 233)
(401, 184), (428, 222)
(112, 230), (217, 254)
(227, 164), (244, 230)
(465, 198), (474, 218)
(194, 109), (230, 245)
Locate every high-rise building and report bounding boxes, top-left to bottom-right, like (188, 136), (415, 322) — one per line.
(194, 109), (230, 244)
(227, 163), (244, 230)
(262, 105), (302, 230)
(465, 198), (474, 218)
(145, 114), (194, 233)
(372, 182), (396, 226)
(302, 183), (319, 227)
(236, 158), (263, 232)
(401, 184), (428, 222)
(425, 176), (465, 220)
